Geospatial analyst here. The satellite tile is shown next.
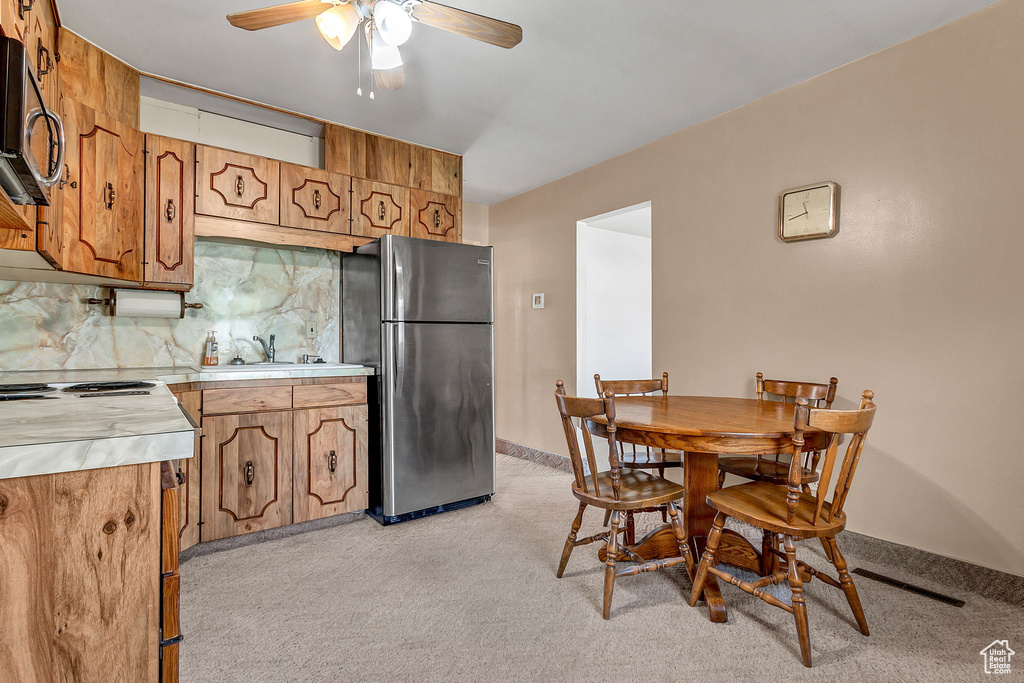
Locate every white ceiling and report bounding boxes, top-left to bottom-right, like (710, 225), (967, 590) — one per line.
(57, 0), (998, 205)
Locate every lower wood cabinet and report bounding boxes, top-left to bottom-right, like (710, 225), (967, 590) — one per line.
(0, 463), (163, 681)
(200, 411), (293, 541)
(293, 406), (368, 523)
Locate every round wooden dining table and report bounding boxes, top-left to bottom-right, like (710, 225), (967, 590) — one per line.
(585, 395), (827, 623)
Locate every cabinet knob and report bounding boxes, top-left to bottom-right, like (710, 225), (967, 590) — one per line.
(235, 175), (245, 197)
(243, 460), (255, 486)
(433, 209), (441, 229)
(327, 450), (337, 474)
(104, 182), (116, 210)
(313, 188), (322, 211)
(165, 198), (176, 222)
(176, 469), (186, 486)
(377, 200), (386, 222)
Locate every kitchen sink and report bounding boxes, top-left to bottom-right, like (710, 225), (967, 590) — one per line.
(199, 363), (363, 372)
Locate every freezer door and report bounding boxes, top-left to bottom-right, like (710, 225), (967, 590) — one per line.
(382, 236), (493, 323)
(382, 322), (494, 517)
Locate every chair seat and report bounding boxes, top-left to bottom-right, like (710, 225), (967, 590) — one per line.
(706, 481), (845, 538)
(717, 456), (819, 485)
(573, 470), (685, 511)
(619, 449), (683, 469)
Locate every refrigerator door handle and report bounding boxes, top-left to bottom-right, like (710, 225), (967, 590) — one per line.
(395, 322), (405, 398)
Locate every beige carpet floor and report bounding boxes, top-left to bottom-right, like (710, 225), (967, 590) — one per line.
(180, 455), (1023, 682)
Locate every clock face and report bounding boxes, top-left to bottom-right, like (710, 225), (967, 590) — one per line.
(779, 182), (838, 241)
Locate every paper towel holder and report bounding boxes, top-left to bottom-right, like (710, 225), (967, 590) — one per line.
(86, 288), (204, 319)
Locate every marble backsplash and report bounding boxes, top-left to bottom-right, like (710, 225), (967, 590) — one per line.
(0, 241), (340, 370)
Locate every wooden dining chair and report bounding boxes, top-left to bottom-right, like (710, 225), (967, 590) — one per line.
(594, 372), (683, 542)
(717, 373), (838, 489)
(554, 380), (695, 619)
(689, 391), (877, 667)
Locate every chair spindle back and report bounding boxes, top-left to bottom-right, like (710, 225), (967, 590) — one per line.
(787, 390), (876, 526)
(555, 380), (621, 501)
(594, 372), (669, 398)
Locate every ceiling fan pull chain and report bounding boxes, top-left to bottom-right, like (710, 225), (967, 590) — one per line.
(368, 23), (375, 100)
(356, 20), (363, 97)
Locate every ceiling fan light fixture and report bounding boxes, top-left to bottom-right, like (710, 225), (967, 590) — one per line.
(367, 22), (404, 70)
(315, 4), (360, 50)
(372, 0), (413, 46)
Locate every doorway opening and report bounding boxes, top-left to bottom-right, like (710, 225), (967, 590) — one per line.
(576, 201), (652, 399)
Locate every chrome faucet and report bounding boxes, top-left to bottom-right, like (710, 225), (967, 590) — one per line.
(253, 334), (275, 363)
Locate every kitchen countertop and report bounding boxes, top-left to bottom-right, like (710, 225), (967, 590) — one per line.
(0, 363), (375, 386)
(0, 364), (373, 481)
(0, 380), (197, 481)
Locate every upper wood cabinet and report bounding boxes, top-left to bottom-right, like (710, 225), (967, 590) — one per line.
(144, 135), (195, 289)
(279, 163), (350, 234)
(196, 145), (280, 225)
(58, 29), (140, 129)
(351, 178), (408, 239)
(59, 98), (144, 282)
(201, 411), (293, 542)
(292, 406), (368, 523)
(409, 189), (461, 243)
(325, 123), (462, 198)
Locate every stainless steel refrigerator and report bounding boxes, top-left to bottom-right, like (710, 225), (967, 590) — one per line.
(342, 236), (495, 524)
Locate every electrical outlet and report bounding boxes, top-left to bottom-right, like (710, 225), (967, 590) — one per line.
(305, 321), (317, 339)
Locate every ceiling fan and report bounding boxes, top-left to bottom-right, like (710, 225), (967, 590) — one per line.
(227, 0), (522, 92)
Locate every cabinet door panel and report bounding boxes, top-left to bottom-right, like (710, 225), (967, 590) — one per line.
(60, 98), (143, 281)
(196, 145), (279, 224)
(144, 135), (195, 289)
(409, 189), (461, 243)
(351, 179), (408, 238)
(175, 390), (202, 552)
(201, 412), (292, 541)
(280, 162), (350, 234)
(293, 406), (368, 522)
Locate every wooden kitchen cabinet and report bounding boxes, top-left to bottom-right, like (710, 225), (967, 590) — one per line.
(174, 390), (202, 552)
(144, 135), (195, 289)
(409, 189), (461, 243)
(196, 145), (280, 225)
(293, 405), (368, 523)
(351, 178), (408, 238)
(201, 411), (293, 541)
(0, 463), (162, 681)
(279, 162), (350, 234)
(59, 97), (144, 281)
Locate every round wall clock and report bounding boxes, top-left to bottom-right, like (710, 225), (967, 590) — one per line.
(778, 181), (839, 242)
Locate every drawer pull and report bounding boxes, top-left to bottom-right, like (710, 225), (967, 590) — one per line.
(18, 0), (33, 19)
(104, 182), (116, 210)
(59, 163), (77, 189)
(327, 450), (337, 474)
(377, 200), (386, 221)
(313, 188), (322, 210)
(433, 208), (441, 229)
(165, 198), (176, 222)
(243, 460), (255, 486)
(235, 175), (245, 197)
(160, 634), (184, 648)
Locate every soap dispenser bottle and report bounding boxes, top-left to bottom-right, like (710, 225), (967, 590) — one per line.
(203, 330), (219, 366)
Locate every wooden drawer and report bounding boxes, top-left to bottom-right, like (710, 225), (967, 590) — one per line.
(203, 386), (292, 415)
(293, 382), (367, 408)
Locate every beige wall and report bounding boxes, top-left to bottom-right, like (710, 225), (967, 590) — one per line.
(462, 202), (490, 245)
(489, 1), (1024, 576)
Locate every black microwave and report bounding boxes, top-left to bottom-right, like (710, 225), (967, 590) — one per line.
(0, 35), (63, 205)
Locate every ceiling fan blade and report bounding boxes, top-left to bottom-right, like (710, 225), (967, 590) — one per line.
(374, 65), (406, 91)
(227, 0), (328, 31)
(412, 1), (522, 49)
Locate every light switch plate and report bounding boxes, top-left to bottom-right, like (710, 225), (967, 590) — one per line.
(532, 293), (545, 309)
(305, 321), (317, 339)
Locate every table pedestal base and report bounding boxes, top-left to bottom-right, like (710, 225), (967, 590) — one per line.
(598, 525), (762, 623)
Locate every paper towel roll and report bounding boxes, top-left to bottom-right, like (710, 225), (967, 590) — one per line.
(113, 289), (184, 318)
